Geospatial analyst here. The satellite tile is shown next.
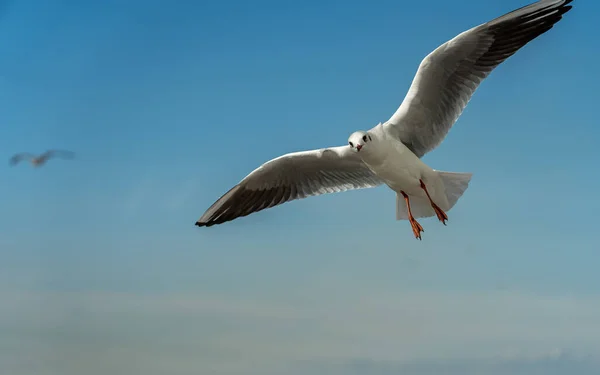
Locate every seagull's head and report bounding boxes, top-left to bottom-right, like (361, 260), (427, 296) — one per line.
(348, 130), (373, 153)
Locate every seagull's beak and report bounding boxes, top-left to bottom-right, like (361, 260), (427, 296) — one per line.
(356, 144), (362, 151)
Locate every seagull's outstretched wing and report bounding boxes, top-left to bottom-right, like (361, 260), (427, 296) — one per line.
(41, 149), (75, 161)
(9, 153), (35, 166)
(384, 0), (573, 158)
(195, 146), (384, 227)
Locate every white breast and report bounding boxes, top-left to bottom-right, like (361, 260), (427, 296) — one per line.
(359, 132), (435, 195)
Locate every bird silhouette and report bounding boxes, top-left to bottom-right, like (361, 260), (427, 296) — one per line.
(9, 150), (75, 167)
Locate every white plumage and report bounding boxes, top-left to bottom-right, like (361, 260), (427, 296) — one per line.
(196, 0), (573, 239)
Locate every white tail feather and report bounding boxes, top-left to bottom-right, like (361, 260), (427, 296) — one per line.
(436, 171), (473, 210)
(396, 171), (473, 221)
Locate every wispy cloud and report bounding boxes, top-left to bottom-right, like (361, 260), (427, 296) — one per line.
(294, 354), (600, 375)
(1, 288), (600, 374)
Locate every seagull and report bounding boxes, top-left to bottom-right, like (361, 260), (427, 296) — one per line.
(195, 0), (573, 239)
(9, 150), (75, 167)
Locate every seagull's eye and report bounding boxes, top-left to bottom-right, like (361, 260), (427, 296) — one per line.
(362, 135), (368, 142)
(349, 141), (354, 147)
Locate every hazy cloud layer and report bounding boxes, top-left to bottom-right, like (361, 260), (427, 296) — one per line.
(294, 355), (600, 375)
(1, 288), (599, 374)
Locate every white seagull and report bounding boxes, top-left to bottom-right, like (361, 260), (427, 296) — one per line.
(195, 0), (573, 239)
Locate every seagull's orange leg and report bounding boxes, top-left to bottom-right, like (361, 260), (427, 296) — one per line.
(419, 179), (448, 225)
(401, 191), (424, 240)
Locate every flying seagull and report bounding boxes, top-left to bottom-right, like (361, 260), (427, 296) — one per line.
(195, 0), (573, 239)
(9, 150), (75, 167)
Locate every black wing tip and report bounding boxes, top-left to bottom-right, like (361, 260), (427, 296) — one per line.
(193, 181), (291, 230)
(195, 220), (212, 227)
(559, 1), (574, 15)
(491, 0), (574, 27)
(561, 5), (573, 15)
(195, 218), (234, 227)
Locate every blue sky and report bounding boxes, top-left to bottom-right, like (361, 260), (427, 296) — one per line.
(1, 0), (599, 374)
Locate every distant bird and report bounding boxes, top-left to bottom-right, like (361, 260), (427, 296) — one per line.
(9, 150), (75, 167)
(195, 0), (573, 240)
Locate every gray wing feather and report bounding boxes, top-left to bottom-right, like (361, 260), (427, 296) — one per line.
(384, 0), (573, 158)
(195, 146), (383, 227)
(41, 149), (75, 160)
(9, 153), (34, 165)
